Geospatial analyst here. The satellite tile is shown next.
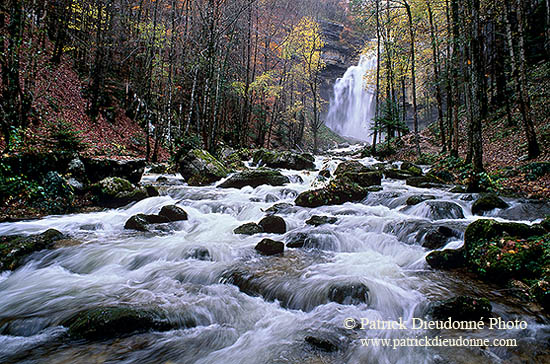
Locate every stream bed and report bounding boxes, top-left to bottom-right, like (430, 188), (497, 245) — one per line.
(1, 148), (549, 364)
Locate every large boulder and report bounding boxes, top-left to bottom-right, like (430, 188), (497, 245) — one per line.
(471, 193), (509, 215)
(464, 219), (545, 251)
(63, 307), (179, 340)
(259, 215), (287, 234)
(159, 205), (188, 221)
(337, 171), (382, 188)
(178, 149), (229, 186)
(429, 296), (492, 321)
(219, 169), (290, 189)
(0, 229), (65, 271)
(234, 223), (264, 235)
(253, 149), (315, 170)
(401, 162), (423, 176)
(406, 176), (443, 188)
(384, 169), (414, 180)
(295, 179), (368, 208)
(90, 177), (150, 208)
(334, 160), (373, 176)
(82, 158), (146, 184)
(255, 238), (284, 256)
(422, 201), (465, 220)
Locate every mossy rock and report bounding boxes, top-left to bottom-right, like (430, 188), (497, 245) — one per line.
(219, 169), (290, 189)
(306, 215), (338, 226)
(90, 177), (149, 208)
(406, 175), (443, 188)
(430, 296), (492, 321)
(64, 307), (179, 340)
(336, 171), (382, 187)
(334, 160), (374, 176)
(471, 193), (509, 215)
(253, 149), (315, 171)
(295, 179), (368, 208)
(178, 149), (229, 186)
(464, 219), (545, 250)
(384, 169), (413, 180)
(400, 162), (422, 176)
(0, 229), (65, 271)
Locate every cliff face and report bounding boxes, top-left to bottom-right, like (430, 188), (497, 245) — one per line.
(319, 20), (365, 106)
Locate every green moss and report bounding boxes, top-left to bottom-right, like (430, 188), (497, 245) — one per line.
(192, 149), (229, 177)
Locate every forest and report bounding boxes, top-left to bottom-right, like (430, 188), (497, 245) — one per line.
(1, 1), (550, 364)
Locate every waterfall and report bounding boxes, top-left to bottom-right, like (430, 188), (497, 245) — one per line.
(325, 53), (377, 141)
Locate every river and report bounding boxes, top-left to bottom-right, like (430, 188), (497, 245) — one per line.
(0, 146), (549, 364)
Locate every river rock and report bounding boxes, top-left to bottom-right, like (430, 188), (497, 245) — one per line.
(159, 205), (188, 221)
(426, 249), (466, 269)
(334, 160), (373, 176)
(259, 216), (286, 234)
(219, 169), (290, 189)
(406, 176), (443, 188)
(285, 232), (310, 248)
(464, 219), (545, 250)
(496, 200), (550, 221)
(255, 238), (284, 255)
(91, 177), (149, 208)
(406, 195), (436, 206)
(64, 307), (176, 340)
(384, 169), (413, 180)
(234, 222), (264, 235)
(328, 282), (369, 305)
(82, 158), (146, 184)
(422, 226), (456, 250)
(124, 214), (171, 231)
(178, 149), (229, 186)
(471, 193), (509, 215)
(429, 296), (492, 321)
(306, 215), (337, 226)
(295, 179), (368, 208)
(423, 201), (465, 220)
(401, 162), (422, 176)
(264, 203), (296, 215)
(0, 229), (65, 271)
(253, 149), (315, 170)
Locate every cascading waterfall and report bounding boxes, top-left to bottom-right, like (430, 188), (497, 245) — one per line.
(326, 53), (377, 140)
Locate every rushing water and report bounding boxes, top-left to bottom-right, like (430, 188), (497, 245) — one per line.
(0, 147), (549, 364)
(326, 54), (377, 141)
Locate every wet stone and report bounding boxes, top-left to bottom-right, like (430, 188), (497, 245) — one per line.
(259, 215), (287, 234)
(255, 239), (284, 256)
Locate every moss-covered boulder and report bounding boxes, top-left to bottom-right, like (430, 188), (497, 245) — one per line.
(401, 162), (422, 176)
(336, 171), (382, 188)
(406, 175), (443, 188)
(471, 193), (509, 215)
(430, 296), (492, 321)
(219, 169), (290, 189)
(178, 149), (229, 186)
(384, 169), (414, 180)
(253, 149), (315, 170)
(234, 222), (264, 235)
(334, 160), (374, 176)
(464, 219), (545, 251)
(63, 307), (179, 340)
(295, 179), (368, 208)
(0, 229), (65, 271)
(90, 177), (150, 208)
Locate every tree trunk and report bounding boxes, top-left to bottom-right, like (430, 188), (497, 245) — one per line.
(404, 1), (421, 157)
(427, 0), (446, 152)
